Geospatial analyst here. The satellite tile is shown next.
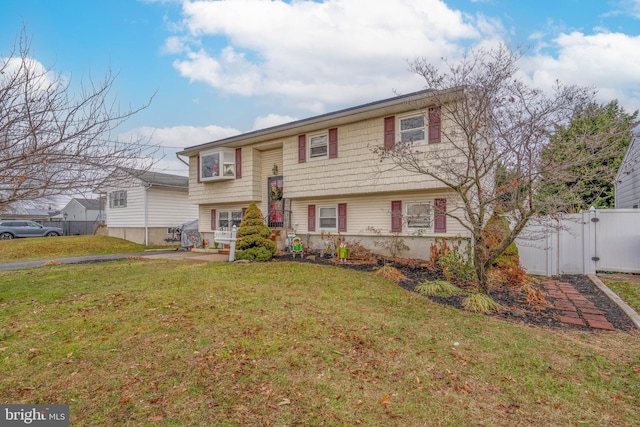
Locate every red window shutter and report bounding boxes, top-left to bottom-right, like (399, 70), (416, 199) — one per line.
(338, 203), (347, 232)
(391, 200), (402, 232)
(197, 156), (201, 183)
(434, 198), (446, 232)
(428, 107), (441, 144)
(329, 128), (338, 159)
(298, 135), (306, 163)
(235, 148), (242, 179)
(308, 204), (316, 232)
(242, 207), (246, 220)
(384, 116), (395, 149)
(210, 209), (216, 230)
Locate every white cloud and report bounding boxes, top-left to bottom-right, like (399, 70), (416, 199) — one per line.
(520, 31), (640, 111)
(252, 114), (298, 131)
(1, 57), (59, 92)
(171, 0), (484, 112)
(119, 124), (241, 150)
(117, 124), (242, 176)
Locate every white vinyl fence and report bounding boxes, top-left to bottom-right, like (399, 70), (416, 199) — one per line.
(516, 209), (640, 276)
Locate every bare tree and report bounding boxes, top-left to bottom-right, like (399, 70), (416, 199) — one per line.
(0, 28), (157, 212)
(376, 44), (595, 294)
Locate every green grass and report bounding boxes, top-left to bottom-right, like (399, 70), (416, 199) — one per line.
(0, 235), (149, 263)
(601, 278), (640, 314)
(1, 258), (639, 426)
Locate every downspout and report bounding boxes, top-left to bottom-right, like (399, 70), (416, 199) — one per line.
(176, 153), (189, 167)
(144, 184), (152, 246)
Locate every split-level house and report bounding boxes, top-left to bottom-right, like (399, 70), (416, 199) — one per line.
(177, 89), (471, 259)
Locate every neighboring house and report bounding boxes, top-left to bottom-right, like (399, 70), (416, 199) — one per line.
(178, 89), (471, 259)
(615, 133), (640, 208)
(0, 208), (60, 222)
(104, 169), (198, 246)
(60, 198), (105, 223)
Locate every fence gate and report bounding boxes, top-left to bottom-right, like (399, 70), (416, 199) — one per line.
(516, 209), (640, 276)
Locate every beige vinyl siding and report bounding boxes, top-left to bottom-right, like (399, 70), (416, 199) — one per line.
(146, 188), (198, 227)
(198, 203), (248, 232)
(284, 115), (458, 198)
(188, 143), (284, 205)
(290, 190), (467, 237)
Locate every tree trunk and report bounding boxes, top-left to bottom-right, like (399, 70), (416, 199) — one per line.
(474, 238), (489, 295)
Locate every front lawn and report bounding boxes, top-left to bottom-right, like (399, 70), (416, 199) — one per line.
(601, 278), (640, 314)
(0, 235), (149, 263)
(1, 259), (639, 426)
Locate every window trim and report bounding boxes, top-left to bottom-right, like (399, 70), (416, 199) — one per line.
(317, 205), (337, 230)
(398, 113), (427, 145)
(405, 201), (433, 230)
(199, 149), (236, 181)
(217, 209), (243, 230)
(110, 190), (127, 208)
(308, 132), (329, 160)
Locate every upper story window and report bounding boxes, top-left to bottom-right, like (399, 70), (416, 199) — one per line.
(109, 190), (127, 208)
(298, 128), (337, 163)
(406, 202), (432, 229)
(200, 149), (236, 181)
(309, 133), (328, 159)
(399, 114), (426, 145)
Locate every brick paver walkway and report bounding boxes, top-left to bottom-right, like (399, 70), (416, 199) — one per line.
(540, 279), (616, 331)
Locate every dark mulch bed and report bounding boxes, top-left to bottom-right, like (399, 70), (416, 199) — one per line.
(272, 253), (637, 332)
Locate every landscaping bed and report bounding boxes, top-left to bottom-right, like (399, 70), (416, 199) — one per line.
(272, 253), (638, 332)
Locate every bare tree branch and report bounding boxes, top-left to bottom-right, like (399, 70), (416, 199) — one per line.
(374, 44), (596, 293)
(0, 27), (159, 212)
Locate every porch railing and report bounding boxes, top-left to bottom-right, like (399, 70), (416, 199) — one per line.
(265, 209), (291, 229)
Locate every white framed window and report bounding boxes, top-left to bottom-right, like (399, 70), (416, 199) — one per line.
(109, 190), (127, 208)
(200, 149), (236, 181)
(218, 210), (243, 230)
(309, 133), (328, 159)
(399, 114), (426, 145)
(318, 206), (337, 229)
(406, 202), (432, 229)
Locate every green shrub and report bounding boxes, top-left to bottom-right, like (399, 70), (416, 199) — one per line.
(482, 212), (526, 286)
(431, 238), (475, 282)
(235, 202), (276, 261)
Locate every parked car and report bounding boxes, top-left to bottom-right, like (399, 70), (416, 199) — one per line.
(0, 220), (64, 239)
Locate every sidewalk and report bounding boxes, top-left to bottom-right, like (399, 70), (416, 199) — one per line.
(0, 250), (229, 271)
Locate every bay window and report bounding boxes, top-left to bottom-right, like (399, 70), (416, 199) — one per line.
(200, 149), (236, 181)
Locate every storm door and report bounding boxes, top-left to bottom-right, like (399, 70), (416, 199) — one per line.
(267, 176), (284, 227)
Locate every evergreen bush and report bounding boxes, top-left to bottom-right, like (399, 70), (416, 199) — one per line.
(235, 202), (276, 261)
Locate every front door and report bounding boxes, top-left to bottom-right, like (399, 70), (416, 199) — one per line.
(268, 176), (284, 227)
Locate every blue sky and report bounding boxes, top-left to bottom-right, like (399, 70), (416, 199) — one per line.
(1, 0), (639, 177)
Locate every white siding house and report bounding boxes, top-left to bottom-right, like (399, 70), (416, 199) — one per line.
(105, 169), (198, 246)
(60, 198), (105, 222)
(615, 134), (640, 208)
(178, 89), (471, 259)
